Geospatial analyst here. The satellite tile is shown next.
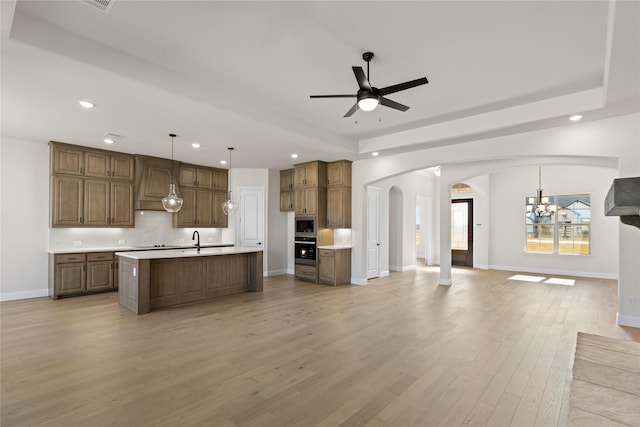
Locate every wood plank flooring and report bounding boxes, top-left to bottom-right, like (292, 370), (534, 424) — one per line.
(568, 332), (640, 426)
(2, 266), (639, 426)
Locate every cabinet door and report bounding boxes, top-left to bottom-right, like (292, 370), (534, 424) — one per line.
(303, 187), (318, 215)
(212, 169), (228, 190)
(84, 180), (110, 226)
(110, 154), (134, 180)
(55, 262), (86, 295)
(135, 156), (175, 210)
(280, 169), (294, 191)
(196, 168), (213, 189)
(179, 164), (198, 187)
(294, 188), (307, 215)
(294, 165), (307, 187)
(280, 191), (294, 211)
(196, 190), (213, 227)
(86, 261), (114, 291)
(52, 145), (84, 176)
(327, 161), (351, 187)
(304, 163), (318, 186)
(113, 259), (119, 290)
(327, 186), (351, 228)
(175, 188), (197, 227)
(213, 191), (228, 228)
(318, 250), (335, 285)
(52, 176), (84, 226)
(84, 152), (110, 178)
(110, 181), (135, 227)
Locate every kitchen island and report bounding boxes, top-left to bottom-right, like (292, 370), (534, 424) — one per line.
(116, 247), (263, 314)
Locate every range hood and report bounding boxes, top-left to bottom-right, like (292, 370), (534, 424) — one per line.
(605, 177), (640, 229)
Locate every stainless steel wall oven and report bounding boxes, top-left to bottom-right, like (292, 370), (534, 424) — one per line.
(294, 236), (317, 265)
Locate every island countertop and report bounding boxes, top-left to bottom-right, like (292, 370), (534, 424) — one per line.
(115, 246), (262, 260)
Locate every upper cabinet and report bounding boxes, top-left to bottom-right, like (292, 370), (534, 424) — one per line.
(327, 160), (352, 187)
(50, 142), (134, 228)
(294, 161), (324, 187)
(173, 162), (228, 228)
(326, 160), (352, 228)
(280, 169), (294, 211)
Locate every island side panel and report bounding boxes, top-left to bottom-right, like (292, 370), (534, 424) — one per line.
(249, 251), (263, 292)
(118, 257), (151, 314)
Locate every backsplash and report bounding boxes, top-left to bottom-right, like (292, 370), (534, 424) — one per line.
(49, 211), (235, 250)
(333, 228), (352, 246)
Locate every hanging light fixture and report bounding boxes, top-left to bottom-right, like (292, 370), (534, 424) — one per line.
(526, 166), (556, 222)
(221, 147), (239, 215)
(161, 133), (183, 213)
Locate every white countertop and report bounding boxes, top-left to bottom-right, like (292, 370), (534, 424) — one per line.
(47, 243), (234, 254)
(116, 246), (262, 260)
(317, 245), (353, 250)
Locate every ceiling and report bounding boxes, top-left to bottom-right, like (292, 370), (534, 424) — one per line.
(2, 0), (638, 170)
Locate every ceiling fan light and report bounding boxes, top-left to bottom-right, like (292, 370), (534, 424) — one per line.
(358, 96), (379, 112)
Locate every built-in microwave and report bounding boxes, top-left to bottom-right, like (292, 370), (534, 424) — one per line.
(295, 216), (316, 236)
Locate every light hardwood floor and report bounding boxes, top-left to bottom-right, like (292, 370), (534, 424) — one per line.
(2, 266), (639, 426)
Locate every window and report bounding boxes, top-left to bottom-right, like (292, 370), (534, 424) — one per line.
(525, 194), (590, 255)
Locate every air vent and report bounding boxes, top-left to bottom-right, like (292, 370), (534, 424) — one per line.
(81, 0), (116, 13)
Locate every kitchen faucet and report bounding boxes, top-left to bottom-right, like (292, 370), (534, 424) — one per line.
(192, 230), (200, 253)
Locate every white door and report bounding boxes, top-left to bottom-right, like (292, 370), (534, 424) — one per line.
(239, 188), (264, 249)
(367, 186), (380, 279)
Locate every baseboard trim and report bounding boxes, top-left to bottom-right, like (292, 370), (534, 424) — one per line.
(265, 269), (289, 277)
(351, 278), (368, 285)
(380, 270), (390, 278)
(617, 313), (640, 328)
(1, 289), (49, 301)
(438, 278), (452, 286)
(489, 264), (618, 280)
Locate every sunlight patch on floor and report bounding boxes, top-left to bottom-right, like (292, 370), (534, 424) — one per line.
(509, 274), (546, 282)
(545, 278), (575, 286)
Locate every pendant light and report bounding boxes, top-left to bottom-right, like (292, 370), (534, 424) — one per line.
(221, 147), (239, 215)
(161, 133), (183, 213)
(525, 166), (556, 222)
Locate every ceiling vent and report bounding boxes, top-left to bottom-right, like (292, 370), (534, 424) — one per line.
(80, 0), (116, 14)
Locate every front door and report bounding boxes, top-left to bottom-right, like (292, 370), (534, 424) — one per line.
(451, 198), (473, 267)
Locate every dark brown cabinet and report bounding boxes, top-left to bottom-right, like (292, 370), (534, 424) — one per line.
(212, 191), (229, 228)
(50, 142), (134, 227)
(173, 163), (227, 228)
(179, 164), (214, 189)
(174, 188), (214, 227)
(280, 169), (294, 211)
(318, 248), (351, 286)
(326, 160), (352, 228)
(49, 252), (117, 298)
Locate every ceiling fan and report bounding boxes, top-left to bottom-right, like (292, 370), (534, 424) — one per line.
(310, 52), (428, 118)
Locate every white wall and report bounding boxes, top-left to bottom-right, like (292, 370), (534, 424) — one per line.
(488, 164), (618, 278)
(266, 168), (289, 276)
(0, 137), (50, 300)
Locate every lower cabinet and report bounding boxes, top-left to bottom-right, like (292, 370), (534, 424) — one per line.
(49, 252), (117, 299)
(295, 264), (317, 282)
(318, 248), (351, 286)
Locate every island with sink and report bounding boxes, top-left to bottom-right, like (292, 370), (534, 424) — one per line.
(116, 247), (263, 314)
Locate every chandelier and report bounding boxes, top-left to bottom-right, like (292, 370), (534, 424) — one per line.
(221, 147), (239, 215)
(526, 166), (556, 222)
(161, 133), (183, 213)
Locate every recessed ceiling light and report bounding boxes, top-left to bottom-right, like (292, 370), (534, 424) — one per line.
(372, 152), (379, 157)
(569, 114), (583, 122)
(79, 100), (95, 109)
(291, 153), (298, 159)
(192, 143), (201, 149)
(103, 132), (124, 144)
(220, 160), (227, 165)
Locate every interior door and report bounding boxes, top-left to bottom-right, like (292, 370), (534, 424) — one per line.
(367, 186), (380, 279)
(451, 198), (473, 267)
(239, 188), (264, 249)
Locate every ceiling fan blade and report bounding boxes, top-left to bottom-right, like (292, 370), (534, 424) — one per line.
(379, 77), (428, 96)
(352, 66), (371, 91)
(343, 103), (358, 117)
(380, 97), (410, 112)
(310, 94), (357, 98)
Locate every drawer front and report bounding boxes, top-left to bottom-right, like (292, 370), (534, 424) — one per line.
(55, 253), (87, 263)
(87, 252), (114, 262)
(318, 249), (334, 257)
(295, 264), (316, 280)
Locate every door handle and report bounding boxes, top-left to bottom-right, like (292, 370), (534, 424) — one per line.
(257, 242), (262, 245)
(377, 243), (380, 246)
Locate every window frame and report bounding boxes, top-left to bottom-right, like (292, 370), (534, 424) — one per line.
(524, 193), (591, 256)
